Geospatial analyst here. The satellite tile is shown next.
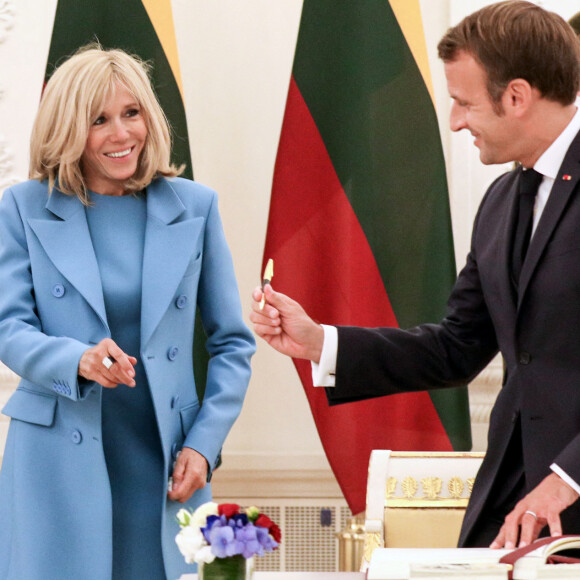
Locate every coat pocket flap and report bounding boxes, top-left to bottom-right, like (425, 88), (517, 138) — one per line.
(2, 389), (57, 427)
(179, 400), (201, 436)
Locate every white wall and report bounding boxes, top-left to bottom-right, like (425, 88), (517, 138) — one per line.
(0, 0), (578, 498)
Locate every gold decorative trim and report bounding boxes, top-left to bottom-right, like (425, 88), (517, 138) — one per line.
(362, 531), (382, 566)
(384, 471), (480, 504)
(386, 477), (397, 498)
(385, 475), (473, 500)
(448, 476), (464, 499)
(421, 477), (442, 500)
(467, 477), (475, 495)
(386, 498), (470, 508)
(401, 476), (418, 498)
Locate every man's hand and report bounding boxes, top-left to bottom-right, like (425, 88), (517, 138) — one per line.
(250, 284), (324, 363)
(490, 472), (579, 549)
(168, 447), (208, 503)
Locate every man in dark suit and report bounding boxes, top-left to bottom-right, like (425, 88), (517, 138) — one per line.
(251, 1), (580, 550)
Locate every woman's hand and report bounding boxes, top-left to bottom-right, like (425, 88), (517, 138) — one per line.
(79, 338), (137, 388)
(168, 447), (209, 503)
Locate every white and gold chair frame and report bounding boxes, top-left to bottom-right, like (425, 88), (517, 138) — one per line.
(361, 450), (485, 570)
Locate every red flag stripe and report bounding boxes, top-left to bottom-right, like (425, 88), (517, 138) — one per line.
(265, 77), (398, 327)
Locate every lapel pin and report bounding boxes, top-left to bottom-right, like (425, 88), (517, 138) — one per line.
(562, 174), (572, 181)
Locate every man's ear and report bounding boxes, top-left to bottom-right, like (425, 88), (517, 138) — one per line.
(503, 78), (535, 116)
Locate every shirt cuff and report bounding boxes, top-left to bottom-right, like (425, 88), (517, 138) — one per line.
(311, 324), (337, 387)
(551, 463), (580, 496)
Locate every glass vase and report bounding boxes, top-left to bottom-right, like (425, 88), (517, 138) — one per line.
(198, 555), (254, 580)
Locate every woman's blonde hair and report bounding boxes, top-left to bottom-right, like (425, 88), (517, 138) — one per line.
(29, 44), (183, 203)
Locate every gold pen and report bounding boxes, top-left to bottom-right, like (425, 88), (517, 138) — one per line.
(259, 258), (274, 310)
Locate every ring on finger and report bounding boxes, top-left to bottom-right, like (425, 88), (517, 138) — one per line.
(524, 510), (538, 521)
(102, 356), (114, 370)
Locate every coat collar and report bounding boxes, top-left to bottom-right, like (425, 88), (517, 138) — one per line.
(42, 177), (187, 223)
(30, 178), (203, 347)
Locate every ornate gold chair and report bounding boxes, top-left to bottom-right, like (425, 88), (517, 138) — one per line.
(361, 450), (485, 570)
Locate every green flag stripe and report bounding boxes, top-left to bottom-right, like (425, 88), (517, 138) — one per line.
(292, 0), (471, 449)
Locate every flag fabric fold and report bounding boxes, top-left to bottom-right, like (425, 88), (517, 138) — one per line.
(263, 0), (471, 515)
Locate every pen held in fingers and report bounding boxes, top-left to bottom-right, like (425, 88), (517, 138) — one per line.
(259, 258), (274, 310)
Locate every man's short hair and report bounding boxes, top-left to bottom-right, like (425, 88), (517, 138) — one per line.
(437, 1), (580, 107)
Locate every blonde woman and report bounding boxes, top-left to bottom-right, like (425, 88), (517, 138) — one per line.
(0, 45), (255, 580)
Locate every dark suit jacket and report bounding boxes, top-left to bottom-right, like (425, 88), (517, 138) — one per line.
(327, 129), (580, 546)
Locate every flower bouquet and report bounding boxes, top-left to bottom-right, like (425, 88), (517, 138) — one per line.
(176, 502), (281, 580)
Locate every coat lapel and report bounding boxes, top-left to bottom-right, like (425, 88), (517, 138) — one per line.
(141, 179), (204, 347)
(518, 137), (580, 308)
(27, 190), (108, 328)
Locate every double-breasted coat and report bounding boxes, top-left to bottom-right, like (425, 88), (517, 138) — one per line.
(0, 177), (255, 579)
(327, 129), (580, 546)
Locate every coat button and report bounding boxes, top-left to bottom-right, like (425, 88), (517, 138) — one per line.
(175, 295), (188, 309)
(171, 395), (180, 409)
(71, 430), (82, 444)
(167, 346), (179, 361)
(518, 351), (531, 365)
(52, 284), (65, 298)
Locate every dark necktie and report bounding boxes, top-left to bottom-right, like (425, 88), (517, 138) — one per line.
(511, 168), (543, 284)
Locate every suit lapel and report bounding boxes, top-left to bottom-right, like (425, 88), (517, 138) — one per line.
(500, 169), (521, 298)
(141, 179), (204, 348)
(28, 190), (108, 328)
(518, 136), (580, 308)
(496, 170), (520, 332)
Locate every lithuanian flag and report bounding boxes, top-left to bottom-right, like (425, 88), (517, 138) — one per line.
(263, 0), (471, 515)
(45, 0), (208, 398)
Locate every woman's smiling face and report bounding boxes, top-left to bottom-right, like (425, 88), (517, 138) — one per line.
(81, 82), (148, 195)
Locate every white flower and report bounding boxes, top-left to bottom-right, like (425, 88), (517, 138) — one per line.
(195, 545), (216, 564)
(176, 508), (191, 528)
(190, 501), (219, 529)
(175, 527), (206, 564)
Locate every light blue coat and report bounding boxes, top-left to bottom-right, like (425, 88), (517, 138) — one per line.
(0, 177), (255, 579)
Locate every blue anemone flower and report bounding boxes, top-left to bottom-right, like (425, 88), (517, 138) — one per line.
(209, 524), (240, 558)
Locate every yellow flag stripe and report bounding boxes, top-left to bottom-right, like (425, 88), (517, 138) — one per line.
(141, 0), (183, 97)
(388, 0), (434, 103)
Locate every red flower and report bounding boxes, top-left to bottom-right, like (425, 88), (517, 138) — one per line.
(269, 523), (282, 543)
(218, 503), (241, 518)
(255, 514), (282, 543)
(255, 514), (273, 528)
